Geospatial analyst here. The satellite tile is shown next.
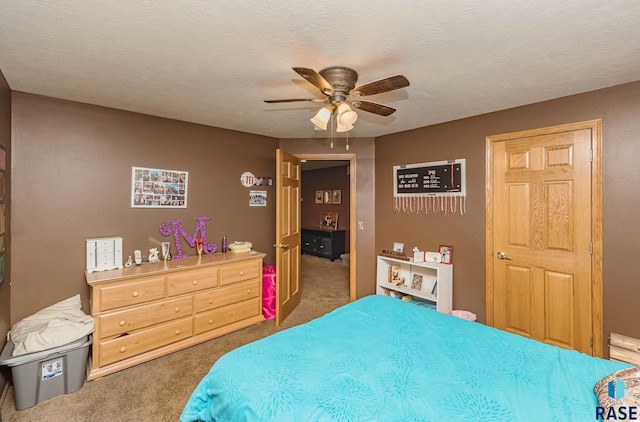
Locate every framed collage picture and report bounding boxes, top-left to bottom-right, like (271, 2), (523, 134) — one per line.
(131, 166), (189, 208)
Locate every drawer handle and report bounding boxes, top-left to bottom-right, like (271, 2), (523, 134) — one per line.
(208, 319), (213, 325)
(246, 290), (251, 295)
(239, 271), (245, 276)
(208, 299), (213, 304)
(132, 291), (139, 297)
(192, 280), (198, 285)
(175, 330), (181, 335)
(174, 307), (180, 313)
(120, 347), (126, 353)
(119, 320), (126, 327)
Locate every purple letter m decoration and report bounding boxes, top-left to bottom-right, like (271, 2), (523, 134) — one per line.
(159, 216), (218, 259)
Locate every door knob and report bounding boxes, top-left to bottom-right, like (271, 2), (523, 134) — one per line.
(274, 243), (289, 249)
(497, 251), (512, 260)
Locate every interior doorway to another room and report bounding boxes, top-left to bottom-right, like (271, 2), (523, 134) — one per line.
(300, 158), (353, 310)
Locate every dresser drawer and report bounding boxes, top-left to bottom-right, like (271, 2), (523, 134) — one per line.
(194, 279), (260, 313)
(97, 245), (113, 254)
(96, 239), (113, 248)
(97, 276), (166, 312)
(219, 259), (260, 286)
(98, 296), (193, 339)
(99, 316), (193, 366)
(167, 267), (218, 296)
(194, 297), (260, 335)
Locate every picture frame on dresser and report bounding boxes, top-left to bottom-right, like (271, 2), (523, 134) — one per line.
(323, 190), (332, 204)
(315, 190), (323, 204)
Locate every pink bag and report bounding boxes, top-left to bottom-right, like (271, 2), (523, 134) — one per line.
(262, 266), (276, 320)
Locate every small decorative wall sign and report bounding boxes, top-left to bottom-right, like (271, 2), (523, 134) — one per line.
(240, 172), (256, 187)
(393, 159), (466, 215)
(131, 166), (188, 208)
(249, 190), (267, 206)
(241, 171), (272, 187)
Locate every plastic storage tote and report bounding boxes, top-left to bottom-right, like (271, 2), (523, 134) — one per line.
(0, 335), (92, 410)
(262, 265), (276, 320)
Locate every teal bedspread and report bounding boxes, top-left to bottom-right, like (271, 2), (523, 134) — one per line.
(181, 295), (629, 422)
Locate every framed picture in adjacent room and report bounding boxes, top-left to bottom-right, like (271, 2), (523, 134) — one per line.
(315, 190), (324, 204)
(332, 189), (342, 204)
(320, 212), (338, 230)
(324, 190), (332, 204)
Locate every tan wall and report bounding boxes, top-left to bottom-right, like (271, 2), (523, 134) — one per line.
(11, 93), (278, 323)
(0, 69), (11, 394)
(279, 138), (376, 299)
(376, 80), (640, 354)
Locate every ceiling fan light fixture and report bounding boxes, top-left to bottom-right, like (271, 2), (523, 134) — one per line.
(310, 106), (332, 130)
(336, 122), (353, 133)
(336, 103), (358, 126)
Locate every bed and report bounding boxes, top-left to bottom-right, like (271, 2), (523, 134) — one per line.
(181, 295), (631, 421)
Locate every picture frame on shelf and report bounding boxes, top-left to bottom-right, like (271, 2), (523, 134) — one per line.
(332, 189), (342, 204)
(324, 190), (332, 204)
(388, 264), (404, 285)
(439, 245), (453, 264)
(411, 273), (423, 290)
(315, 190), (324, 204)
(425, 251), (442, 263)
(393, 242), (405, 253)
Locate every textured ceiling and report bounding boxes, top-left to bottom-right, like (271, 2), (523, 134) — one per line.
(1, 1), (639, 139)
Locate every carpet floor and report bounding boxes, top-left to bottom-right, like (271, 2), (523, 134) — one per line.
(0, 254), (350, 422)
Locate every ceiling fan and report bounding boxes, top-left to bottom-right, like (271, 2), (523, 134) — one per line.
(264, 66), (410, 132)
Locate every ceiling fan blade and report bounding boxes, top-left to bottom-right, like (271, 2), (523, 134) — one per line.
(351, 101), (396, 116)
(292, 67), (334, 95)
(264, 98), (325, 103)
(350, 75), (410, 97)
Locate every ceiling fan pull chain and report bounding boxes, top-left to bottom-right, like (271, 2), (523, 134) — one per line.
(346, 131), (350, 151)
(330, 113), (335, 149)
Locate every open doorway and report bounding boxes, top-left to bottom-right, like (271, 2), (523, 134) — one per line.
(299, 157), (353, 313)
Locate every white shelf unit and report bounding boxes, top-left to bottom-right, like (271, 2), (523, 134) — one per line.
(376, 255), (453, 313)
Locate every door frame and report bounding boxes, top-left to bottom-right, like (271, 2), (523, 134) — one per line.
(485, 119), (603, 356)
(296, 153), (356, 301)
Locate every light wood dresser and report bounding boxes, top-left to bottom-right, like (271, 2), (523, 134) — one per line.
(85, 252), (266, 380)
